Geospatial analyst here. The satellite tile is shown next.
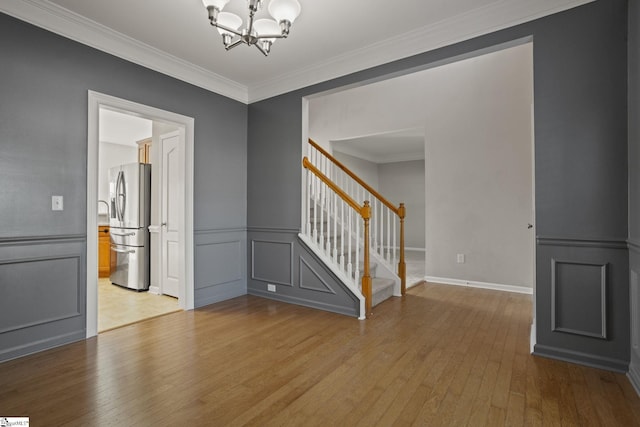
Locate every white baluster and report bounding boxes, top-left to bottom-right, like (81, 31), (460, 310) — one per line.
(393, 214), (397, 268)
(355, 209), (360, 287)
(340, 200), (345, 269)
(387, 206), (391, 263)
(347, 208), (353, 280)
(333, 192), (338, 261)
(306, 168), (311, 236)
(371, 199), (376, 251)
(378, 203), (385, 258)
(320, 181), (325, 253)
(312, 174), (318, 243)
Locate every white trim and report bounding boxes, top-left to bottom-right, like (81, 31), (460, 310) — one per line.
(148, 286), (161, 295)
(425, 275), (533, 295)
(530, 321), (536, 354)
(0, 0), (247, 103)
(1, 0), (594, 103)
(86, 90), (195, 338)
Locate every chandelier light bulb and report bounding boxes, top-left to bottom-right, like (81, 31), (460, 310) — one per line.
(268, 0), (301, 25)
(216, 11), (243, 36)
(202, 0), (230, 11)
(253, 18), (280, 43)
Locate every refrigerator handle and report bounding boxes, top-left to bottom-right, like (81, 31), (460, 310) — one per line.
(116, 171), (126, 222)
(111, 245), (135, 254)
(111, 231), (136, 237)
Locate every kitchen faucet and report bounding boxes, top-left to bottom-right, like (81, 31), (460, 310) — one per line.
(98, 199), (110, 218)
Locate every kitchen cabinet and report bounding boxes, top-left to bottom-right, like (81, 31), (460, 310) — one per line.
(98, 225), (111, 278)
(137, 137), (151, 164)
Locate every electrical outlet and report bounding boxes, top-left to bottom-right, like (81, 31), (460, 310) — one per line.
(51, 195), (64, 211)
(457, 253), (465, 264)
(267, 284), (276, 292)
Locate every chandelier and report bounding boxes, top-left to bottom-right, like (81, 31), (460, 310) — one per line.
(202, 0), (302, 56)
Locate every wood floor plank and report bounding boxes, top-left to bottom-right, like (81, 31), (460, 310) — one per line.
(2, 283), (640, 426)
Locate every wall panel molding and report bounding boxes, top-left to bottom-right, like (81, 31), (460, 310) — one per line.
(0, 238), (86, 362)
(534, 344), (627, 373)
(247, 226), (301, 234)
(629, 239), (640, 253)
(537, 236), (628, 249)
(251, 239), (294, 286)
(299, 256), (336, 294)
(551, 259), (607, 339)
(0, 255), (82, 334)
(193, 229), (247, 308)
(632, 270), (640, 361)
(0, 234), (85, 246)
(194, 227), (246, 235)
(195, 240), (243, 288)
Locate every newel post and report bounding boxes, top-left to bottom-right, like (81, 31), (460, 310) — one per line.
(362, 201), (372, 318)
(398, 203), (406, 296)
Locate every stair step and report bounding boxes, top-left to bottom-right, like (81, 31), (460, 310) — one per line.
(372, 278), (395, 307)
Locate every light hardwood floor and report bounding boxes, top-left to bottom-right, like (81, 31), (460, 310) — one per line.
(2, 282), (640, 426)
(98, 278), (180, 332)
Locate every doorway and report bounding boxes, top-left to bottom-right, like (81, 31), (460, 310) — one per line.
(86, 91), (195, 338)
(303, 40), (535, 327)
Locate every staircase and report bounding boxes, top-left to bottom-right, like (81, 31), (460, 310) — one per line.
(306, 207), (396, 308)
(301, 139), (406, 319)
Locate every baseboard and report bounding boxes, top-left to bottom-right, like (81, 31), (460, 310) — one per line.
(0, 330), (86, 363)
(248, 288), (358, 318)
(407, 280), (424, 289)
(425, 276), (533, 295)
(533, 344), (628, 373)
(148, 286), (160, 295)
(628, 364), (640, 397)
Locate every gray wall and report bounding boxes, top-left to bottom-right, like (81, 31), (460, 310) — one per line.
(628, 0), (640, 388)
(333, 151), (380, 191)
(0, 13), (247, 361)
(331, 153), (426, 249)
(248, 0), (630, 371)
(378, 160), (426, 249)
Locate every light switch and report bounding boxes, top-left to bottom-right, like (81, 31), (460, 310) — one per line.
(52, 195), (64, 211)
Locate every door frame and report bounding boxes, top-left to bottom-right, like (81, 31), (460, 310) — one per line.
(86, 90), (195, 338)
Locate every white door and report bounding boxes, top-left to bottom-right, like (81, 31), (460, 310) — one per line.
(161, 131), (182, 298)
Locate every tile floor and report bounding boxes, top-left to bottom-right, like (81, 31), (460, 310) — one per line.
(99, 278), (180, 332)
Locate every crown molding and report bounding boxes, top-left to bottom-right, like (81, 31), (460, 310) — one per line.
(1, 0), (594, 105)
(0, 0), (249, 103)
(247, 0), (595, 102)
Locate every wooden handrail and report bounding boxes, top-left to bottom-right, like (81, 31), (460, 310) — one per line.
(303, 157), (369, 218)
(308, 139), (404, 218)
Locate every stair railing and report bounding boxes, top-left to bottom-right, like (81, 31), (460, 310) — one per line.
(307, 139), (407, 295)
(302, 157), (373, 317)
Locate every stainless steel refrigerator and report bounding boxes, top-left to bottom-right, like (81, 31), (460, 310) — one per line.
(109, 162), (151, 291)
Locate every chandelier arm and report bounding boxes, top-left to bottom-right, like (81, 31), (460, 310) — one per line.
(255, 43), (269, 57)
(209, 22), (244, 38)
(225, 39), (245, 51)
(255, 33), (287, 40)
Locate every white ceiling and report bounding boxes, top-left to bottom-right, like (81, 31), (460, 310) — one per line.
(0, 0), (593, 103)
(99, 108), (152, 146)
(332, 129), (425, 164)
